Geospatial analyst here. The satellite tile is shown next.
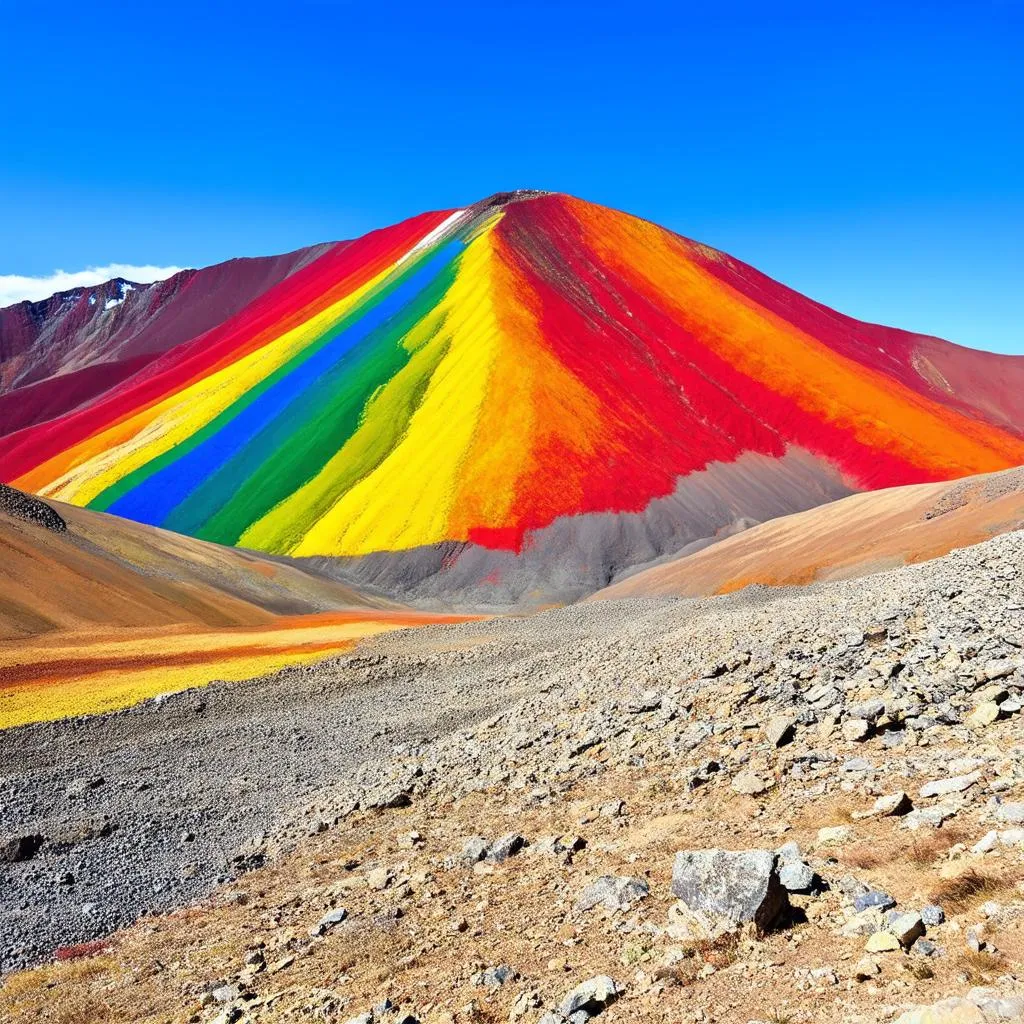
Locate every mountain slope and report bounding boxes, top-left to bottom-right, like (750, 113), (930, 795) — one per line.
(0, 484), (471, 727)
(0, 483), (389, 640)
(593, 465), (1024, 600)
(2, 191), (1022, 602)
(0, 242), (337, 434)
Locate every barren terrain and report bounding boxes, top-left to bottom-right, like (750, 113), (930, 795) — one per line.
(2, 528), (1022, 1024)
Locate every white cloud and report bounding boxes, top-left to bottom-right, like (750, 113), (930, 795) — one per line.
(0, 264), (187, 308)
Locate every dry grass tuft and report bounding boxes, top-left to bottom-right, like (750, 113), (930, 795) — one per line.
(838, 824), (969, 872)
(0, 956), (121, 1024)
(928, 869), (1005, 913)
(841, 844), (888, 870)
(329, 918), (413, 984)
(652, 932), (741, 985)
(904, 960), (935, 981)
(690, 931), (741, 970)
(906, 827), (968, 866)
(54, 939), (112, 962)
(795, 791), (863, 830)
(821, 795), (860, 825)
(955, 947), (1006, 985)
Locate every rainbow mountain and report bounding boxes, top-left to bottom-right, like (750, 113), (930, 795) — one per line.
(2, 191), (1023, 603)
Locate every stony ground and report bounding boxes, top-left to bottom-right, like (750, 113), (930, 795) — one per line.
(1, 529), (1023, 1023)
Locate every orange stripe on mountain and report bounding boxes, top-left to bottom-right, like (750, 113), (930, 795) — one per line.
(566, 196), (1024, 484)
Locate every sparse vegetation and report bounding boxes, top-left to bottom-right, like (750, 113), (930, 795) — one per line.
(955, 947), (1007, 985)
(3, 527), (1024, 1024)
(929, 869), (1006, 913)
(906, 826), (968, 866)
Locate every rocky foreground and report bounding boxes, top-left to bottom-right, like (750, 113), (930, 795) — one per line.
(2, 530), (1024, 1023)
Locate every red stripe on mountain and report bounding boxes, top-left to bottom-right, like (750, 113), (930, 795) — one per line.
(684, 238), (1024, 437)
(0, 209), (455, 481)
(494, 195), (927, 537)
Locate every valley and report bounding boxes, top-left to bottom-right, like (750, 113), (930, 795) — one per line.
(1, 528), (1022, 1023)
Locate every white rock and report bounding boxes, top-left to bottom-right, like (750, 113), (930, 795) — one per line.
(972, 830), (999, 854)
(919, 771), (982, 798)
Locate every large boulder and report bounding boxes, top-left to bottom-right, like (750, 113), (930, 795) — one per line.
(671, 848), (787, 933)
(894, 987), (1024, 1023)
(537, 976), (620, 1023)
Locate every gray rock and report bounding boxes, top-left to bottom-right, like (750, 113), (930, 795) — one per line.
(473, 965), (516, 987)
(778, 860), (816, 893)
(731, 770), (771, 796)
(862, 791), (913, 818)
(66, 776), (104, 797)
(363, 786), (412, 810)
(854, 890), (895, 913)
(904, 806), (956, 830)
(211, 984), (241, 1003)
(0, 834), (44, 862)
(459, 836), (489, 864)
(486, 832), (526, 862)
(671, 848), (787, 931)
(764, 715), (795, 747)
(920, 904), (944, 926)
(776, 841), (802, 862)
(310, 906), (347, 935)
(982, 658), (1016, 681)
(919, 771), (982, 798)
(967, 986), (1024, 1019)
(842, 718), (871, 742)
(854, 956), (880, 980)
(888, 912), (924, 947)
(626, 693), (661, 714)
(557, 975), (620, 1018)
(575, 875), (650, 913)
(848, 699), (886, 722)
(994, 802), (1024, 824)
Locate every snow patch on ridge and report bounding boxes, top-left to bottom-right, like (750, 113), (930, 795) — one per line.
(103, 281), (135, 311)
(400, 210), (469, 265)
(0, 265), (182, 308)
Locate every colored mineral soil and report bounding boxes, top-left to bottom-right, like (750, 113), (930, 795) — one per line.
(3, 193), (1023, 559)
(0, 610), (477, 729)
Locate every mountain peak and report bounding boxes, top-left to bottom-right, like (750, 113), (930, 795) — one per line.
(475, 188), (553, 210)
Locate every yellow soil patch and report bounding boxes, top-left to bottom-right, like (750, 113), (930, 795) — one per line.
(0, 611), (475, 729)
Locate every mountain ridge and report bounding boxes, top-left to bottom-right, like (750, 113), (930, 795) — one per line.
(2, 191), (1022, 604)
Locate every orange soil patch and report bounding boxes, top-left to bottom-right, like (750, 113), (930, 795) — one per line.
(0, 491), (474, 727)
(0, 610), (478, 729)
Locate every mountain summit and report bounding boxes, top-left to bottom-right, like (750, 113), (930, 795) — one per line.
(2, 192), (1023, 601)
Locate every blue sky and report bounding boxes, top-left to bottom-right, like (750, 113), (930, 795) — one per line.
(0, 0), (1020, 353)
